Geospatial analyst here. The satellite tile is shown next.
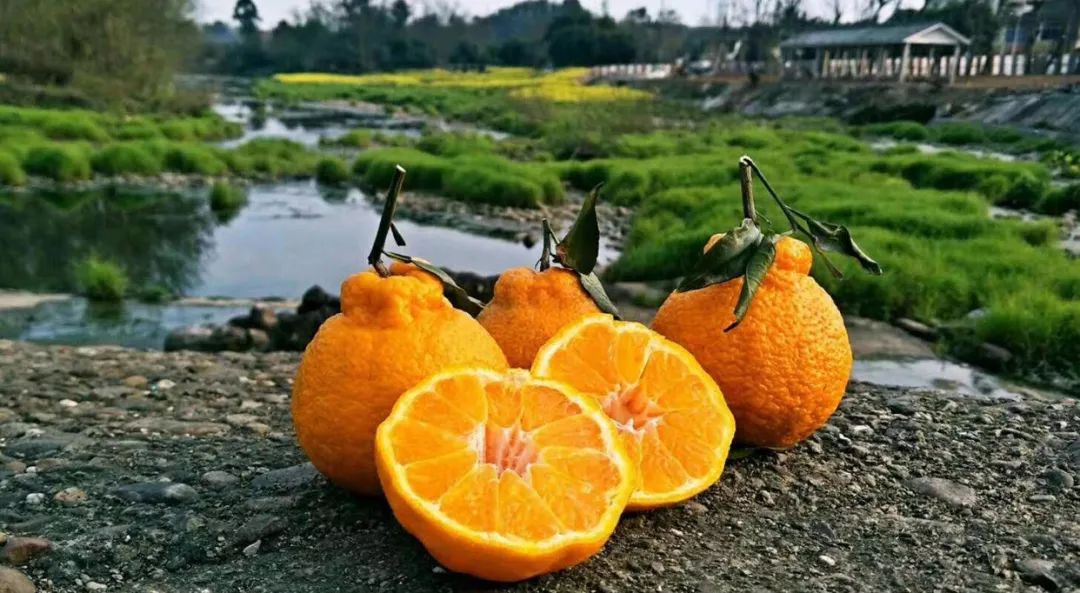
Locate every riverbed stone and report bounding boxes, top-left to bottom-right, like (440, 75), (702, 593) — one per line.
(163, 325), (215, 352)
(905, 477), (977, 507)
(1, 536), (52, 566)
(250, 463), (320, 493)
(0, 567), (35, 593)
(113, 482), (197, 505)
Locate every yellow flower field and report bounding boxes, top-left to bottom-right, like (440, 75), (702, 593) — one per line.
(273, 68), (651, 103)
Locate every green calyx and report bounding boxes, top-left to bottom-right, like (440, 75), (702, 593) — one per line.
(368, 164), (485, 316)
(677, 156), (883, 332)
(537, 184), (620, 318)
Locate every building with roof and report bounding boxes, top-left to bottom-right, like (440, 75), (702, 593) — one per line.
(779, 22), (971, 83)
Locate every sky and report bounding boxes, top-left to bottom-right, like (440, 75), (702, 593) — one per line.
(196, 0), (923, 28)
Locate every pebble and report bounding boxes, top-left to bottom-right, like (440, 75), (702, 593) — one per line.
(53, 487), (87, 506)
(123, 375), (149, 388)
(113, 482), (197, 505)
(905, 477), (977, 508)
(153, 379), (176, 391)
(235, 514), (285, 546)
(200, 470), (239, 490)
(1015, 558), (1060, 590)
(1028, 494), (1056, 502)
(58, 399), (78, 408)
(1, 536), (52, 565)
(242, 540), (261, 558)
(251, 463), (320, 493)
(0, 567), (35, 593)
(684, 501), (708, 514)
(819, 555), (837, 567)
(85, 583), (107, 592)
(24, 493), (44, 506)
(1043, 468), (1074, 492)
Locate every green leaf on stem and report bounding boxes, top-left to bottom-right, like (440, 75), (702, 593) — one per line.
(677, 218), (763, 293)
(727, 235), (778, 331)
(579, 271), (620, 317)
(555, 184), (601, 275)
(384, 251), (485, 316)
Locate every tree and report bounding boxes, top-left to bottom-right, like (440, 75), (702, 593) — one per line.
(391, 0), (411, 27)
(233, 0), (261, 34)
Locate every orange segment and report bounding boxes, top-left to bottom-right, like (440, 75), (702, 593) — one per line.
(532, 314), (737, 510)
(375, 368), (634, 583)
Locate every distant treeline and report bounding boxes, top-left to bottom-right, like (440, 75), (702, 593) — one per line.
(202, 0), (1005, 76)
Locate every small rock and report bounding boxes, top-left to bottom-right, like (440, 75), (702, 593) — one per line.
(248, 329), (270, 352)
(1043, 468), (1074, 492)
(153, 379), (176, 391)
(906, 477), (976, 507)
(200, 471), (239, 490)
(53, 487), (87, 506)
(251, 463), (320, 493)
(164, 325), (215, 352)
(894, 318), (938, 340)
(1015, 558), (1060, 590)
(1028, 494), (1056, 502)
(684, 501), (708, 514)
(0, 567), (35, 593)
(1, 536), (52, 565)
(242, 540), (261, 557)
(225, 414), (259, 427)
(819, 554), (837, 567)
(58, 399), (78, 408)
(432, 566), (446, 574)
(113, 482), (197, 505)
(85, 583), (107, 592)
(23, 493), (44, 506)
(235, 514), (285, 546)
(122, 375), (149, 388)
(977, 343), (1013, 369)
(650, 561), (665, 574)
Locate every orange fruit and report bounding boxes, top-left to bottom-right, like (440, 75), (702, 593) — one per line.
(292, 262), (508, 494)
(652, 235), (852, 449)
(375, 368), (634, 582)
(478, 267), (601, 368)
(532, 314), (736, 510)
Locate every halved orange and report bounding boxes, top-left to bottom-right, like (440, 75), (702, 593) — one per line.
(532, 314), (736, 510)
(374, 368), (635, 582)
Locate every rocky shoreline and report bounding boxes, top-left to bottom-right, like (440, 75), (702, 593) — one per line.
(0, 340), (1075, 592)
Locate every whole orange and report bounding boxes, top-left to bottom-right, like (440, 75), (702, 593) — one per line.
(477, 267), (600, 368)
(292, 262), (508, 494)
(651, 236), (851, 448)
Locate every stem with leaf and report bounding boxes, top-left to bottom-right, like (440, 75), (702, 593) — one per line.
(367, 165), (407, 277)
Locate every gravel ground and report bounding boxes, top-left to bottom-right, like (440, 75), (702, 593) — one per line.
(0, 339), (1077, 593)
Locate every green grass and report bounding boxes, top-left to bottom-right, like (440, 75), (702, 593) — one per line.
(209, 181), (248, 212)
(315, 156), (351, 186)
(91, 143), (163, 176)
(0, 151), (25, 185)
(23, 145), (92, 182)
(74, 255), (128, 302)
(353, 147), (564, 208)
(1040, 183), (1080, 215)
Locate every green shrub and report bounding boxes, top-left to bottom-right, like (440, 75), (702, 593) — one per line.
(0, 151), (26, 186)
(1039, 183), (1080, 215)
(23, 145), (92, 182)
(91, 144), (163, 176)
(162, 145), (228, 175)
(931, 122), (986, 146)
(999, 171), (1049, 209)
(42, 117), (109, 142)
(315, 156), (351, 186)
(984, 127), (1025, 145)
(209, 181), (247, 212)
(112, 121), (165, 140)
(326, 129), (374, 148)
(74, 256), (128, 302)
(863, 121), (930, 142)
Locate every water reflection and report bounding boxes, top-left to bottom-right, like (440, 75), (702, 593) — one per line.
(0, 188), (215, 295)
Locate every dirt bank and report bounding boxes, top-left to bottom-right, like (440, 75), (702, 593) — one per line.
(0, 340), (1076, 592)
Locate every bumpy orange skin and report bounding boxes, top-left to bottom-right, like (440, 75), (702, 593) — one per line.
(651, 237), (851, 448)
(292, 263), (508, 494)
(477, 267), (600, 369)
